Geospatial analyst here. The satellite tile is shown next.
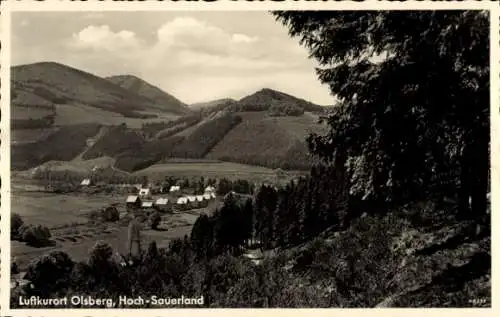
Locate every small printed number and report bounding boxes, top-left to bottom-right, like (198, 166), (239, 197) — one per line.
(468, 298), (487, 305)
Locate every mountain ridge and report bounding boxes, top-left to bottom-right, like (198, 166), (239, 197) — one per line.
(106, 74), (192, 115)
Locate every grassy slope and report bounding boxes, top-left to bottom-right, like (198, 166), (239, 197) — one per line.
(11, 62), (186, 126)
(106, 75), (192, 115)
(11, 123), (102, 171)
(206, 112), (326, 170)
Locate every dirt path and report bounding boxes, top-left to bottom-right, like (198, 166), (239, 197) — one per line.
(72, 126), (109, 162)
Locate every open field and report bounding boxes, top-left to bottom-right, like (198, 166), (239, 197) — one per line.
(55, 104), (179, 129)
(133, 161), (306, 183)
(11, 218), (195, 270)
(11, 189), (215, 270)
(11, 191), (124, 228)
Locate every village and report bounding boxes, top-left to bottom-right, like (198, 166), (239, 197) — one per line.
(10, 169), (267, 288)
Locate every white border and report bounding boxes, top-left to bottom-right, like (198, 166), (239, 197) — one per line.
(1, 1), (498, 316)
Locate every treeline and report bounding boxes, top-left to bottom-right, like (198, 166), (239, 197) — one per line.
(169, 114), (242, 159)
(11, 123), (102, 170)
(142, 114), (202, 139)
(11, 114), (55, 130)
(191, 164), (348, 255)
(12, 237), (302, 308)
(217, 141), (313, 171)
(115, 136), (185, 172)
(268, 104), (305, 117)
(111, 108), (158, 119)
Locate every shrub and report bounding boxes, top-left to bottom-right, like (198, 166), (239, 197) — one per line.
(102, 206), (120, 222)
(22, 225), (52, 247)
(150, 211), (161, 230)
(11, 213), (24, 240)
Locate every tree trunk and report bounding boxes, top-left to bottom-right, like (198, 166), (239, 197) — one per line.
(459, 131), (489, 219)
(470, 135), (489, 219)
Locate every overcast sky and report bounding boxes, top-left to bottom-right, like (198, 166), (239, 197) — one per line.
(11, 11), (335, 105)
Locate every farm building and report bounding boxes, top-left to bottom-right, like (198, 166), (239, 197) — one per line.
(80, 178), (92, 186)
(138, 188), (151, 198)
(177, 197), (188, 204)
(155, 197), (169, 205)
(141, 201), (154, 209)
(175, 197), (189, 212)
(204, 186), (216, 194)
(196, 195), (208, 207)
(155, 197), (171, 212)
(169, 185), (181, 192)
(126, 195), (141, 210)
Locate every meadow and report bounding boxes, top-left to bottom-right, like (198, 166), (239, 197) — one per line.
(133, 161), (305, 183)
(11, 187), (216, 271)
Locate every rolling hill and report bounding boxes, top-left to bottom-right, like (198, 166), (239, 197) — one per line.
(106, 75), (191, 115)
(237, 88), (326, 113)
(11, 63), (331, 174)
(190, 98), (236, 109)
(11, 62), (186, 128)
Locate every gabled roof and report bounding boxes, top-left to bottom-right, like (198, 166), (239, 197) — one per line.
(80, 178), (91, 185)
(195, 195), (204, 202)
(169, 185), (180, 192)
(203, 193), (211, 200)
(186, 195), (197, 202)
(155, 198), (169, 205)
(204, 186), (215, 192)
(126, 195), (139, 203)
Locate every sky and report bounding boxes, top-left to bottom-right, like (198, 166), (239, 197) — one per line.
(11, 11), (335, 105)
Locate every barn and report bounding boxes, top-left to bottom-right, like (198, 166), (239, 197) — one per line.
(204, 186), (216, 194)
(175, 197), (188, 212)
(126, 195), (141, 211)
(169, 185), (181, 193)
(141, 201), (154, 209)
(194, 195), (206, 208)
(80, 178), (92, 186)
(155, 197), (171, 212)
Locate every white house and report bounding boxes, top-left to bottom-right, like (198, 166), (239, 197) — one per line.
(203, 193), (212, 200)
(141, 201), (154, 209)
(177, 197), (188, 205)
(170, 185), (181, 192)
(139, 188), (151, 198)
(155, 198), (169, 205)
(80, 178), (91, 186)
(204, 186), (216, 194)
(126, 195), (139, 203)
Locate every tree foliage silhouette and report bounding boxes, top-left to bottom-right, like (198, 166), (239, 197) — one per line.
(273, 11), (489, 218)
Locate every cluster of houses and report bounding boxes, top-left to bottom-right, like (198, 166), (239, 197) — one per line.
(125, 185), (217, 212)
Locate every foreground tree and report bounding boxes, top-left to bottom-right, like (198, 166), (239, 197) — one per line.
(273, 11), (489, 218)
